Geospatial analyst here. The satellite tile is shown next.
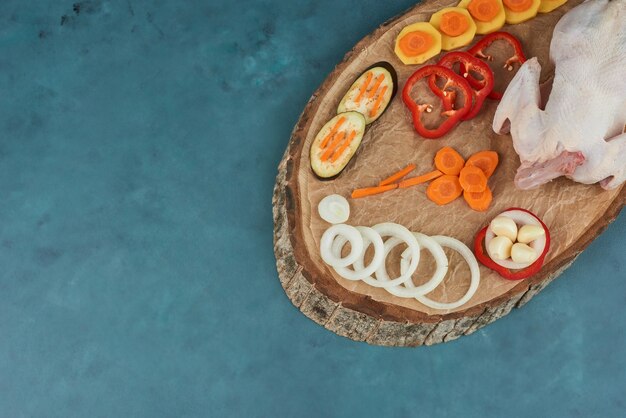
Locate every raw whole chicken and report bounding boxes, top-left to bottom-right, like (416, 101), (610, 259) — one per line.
(493, 0), (626, 190)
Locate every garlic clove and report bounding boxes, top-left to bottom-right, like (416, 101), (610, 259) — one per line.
(517, 224), (545, 244)
(511, 243), (537, 264)
(489, 216), (518, 241)
(488, 236), (514, 260)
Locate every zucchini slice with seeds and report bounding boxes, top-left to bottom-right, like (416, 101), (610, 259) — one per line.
(337, 62), (398, 124)
(310, 112), (366, 179)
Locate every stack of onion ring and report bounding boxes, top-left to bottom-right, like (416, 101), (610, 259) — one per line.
(320, 222), (481, 311)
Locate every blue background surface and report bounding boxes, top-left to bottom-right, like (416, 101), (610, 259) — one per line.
(0, 0), (624, 416)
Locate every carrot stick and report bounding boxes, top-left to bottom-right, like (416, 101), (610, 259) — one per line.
(351, 183), (398, 199)
(320, 131), (346, 161)
(398, 170), (443, 188)
(320, 117), (346, 149)
(369, 85), (389, 118)
(329, 130), (357, 163)
(367, 74), (385, 100)
(378, 163), (417, 186)
(355, 72), (373, 104)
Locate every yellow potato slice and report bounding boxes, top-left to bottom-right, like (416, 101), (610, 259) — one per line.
(394, 22), (442, 65)
(458, 0), (506, 35)
(429, 7), (477, 51)
(503, 0), (541, 24)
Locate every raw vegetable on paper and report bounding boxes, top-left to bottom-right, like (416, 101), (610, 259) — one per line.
(458, 0), (506, 34)
(429, 7), (477, 50)
(318, 216), (481, 311)
(430, 51), (495, 120)
(502, 0), (541, 24)
(402, 65), (473, 139)
(466, 31), (527, 100)
(350, 147), (498, 212)
(309, 62), (398, 180)
(309, 112), (366, 179)
(337, 62), (398, 125)
(394, 22), (442, 65)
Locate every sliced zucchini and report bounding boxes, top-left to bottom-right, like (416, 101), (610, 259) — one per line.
(337, 62), (398, 125)
(310, 112), (366, 179)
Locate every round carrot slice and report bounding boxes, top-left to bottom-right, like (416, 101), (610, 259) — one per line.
(399, 31), (434, 56)
(426, 175), (463, 206)
(503, 0), (533, 12)
(464, 187), (493, 212)
(439, 11), (471, 37)
(434, 146), (465, 176)
(459, 165), (488, 193)
(468, 0), (500, 22)
(465, 150), (499, 178)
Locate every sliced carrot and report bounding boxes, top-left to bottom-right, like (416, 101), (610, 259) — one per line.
(439, 11), (470, 37)
(465, 150), (499, 178)
(378, 163), (417, 186)
(355, 72), (373, 104)
(503, 0), (533, 12)
(320, 131), (346, 161)
(320, 117), (346, 149)
(367, 74), (385, 100)
(351, 184), (398, 199)
(463, 187), (493, 212)
(434, 146), (465, 176)
(398, 170), (443, 188)
(329, 130), (357, 163)
(468, 0), (500, 22)
(459, 165), (488, 193)
(426, 175), (463, 205)
(399, 31), (434, 57)
(369, 85), (389, 118)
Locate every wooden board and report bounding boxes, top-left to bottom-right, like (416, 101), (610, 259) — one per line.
(273, 0), (625, 346)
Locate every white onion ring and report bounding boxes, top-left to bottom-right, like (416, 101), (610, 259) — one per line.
(331, 226), (385, 280)
(320, 224), (363, 268)
(378, 233), (449, 297)
(485, 209), (547, 270)
(318, 194), (350, 224)
(401, 235), (480, 310)
(364, 223), (421, 288)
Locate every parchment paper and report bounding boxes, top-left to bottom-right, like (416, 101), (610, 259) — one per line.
(297, 0), (623, 315)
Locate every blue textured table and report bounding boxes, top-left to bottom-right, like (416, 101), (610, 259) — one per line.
(0, 1), (624, 416)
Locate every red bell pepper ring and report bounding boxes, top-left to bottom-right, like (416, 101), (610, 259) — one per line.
(465, 32), (527, 100)
(428, 51), (495, 120)
(473, 208), (551, 281)
(402, 65), (473, 139)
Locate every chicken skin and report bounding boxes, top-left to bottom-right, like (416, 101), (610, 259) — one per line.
(493, 0), (626, 190)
